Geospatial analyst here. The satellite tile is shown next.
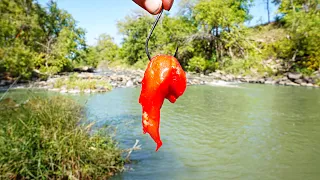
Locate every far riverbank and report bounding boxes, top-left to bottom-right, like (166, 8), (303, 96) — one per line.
(1, 68), (319, 93)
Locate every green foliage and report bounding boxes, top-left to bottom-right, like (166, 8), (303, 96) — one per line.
(192, 0), (253, 60)
(53, 74), (112, 91)
(117, 11), (197, 67)
(85, 34), (119, 68)
(222, 56), (273, 76)
(117, 12), (156, 65)
(260, 0), (320, 73)
(0, 0), (88, 78)
(1, 41), (40, 78)
(194, 0), (252, 28)
(0, 96), (124, 179)
(1, 0), (319, 78)
(187, 56), (218, 73)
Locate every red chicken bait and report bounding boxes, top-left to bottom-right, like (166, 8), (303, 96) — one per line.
(139, 55), (187, 151)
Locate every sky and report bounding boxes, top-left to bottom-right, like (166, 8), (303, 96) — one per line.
(38, 0), (278, 46)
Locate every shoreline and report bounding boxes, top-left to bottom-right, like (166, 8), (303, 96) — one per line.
(1, 69), (319, 93)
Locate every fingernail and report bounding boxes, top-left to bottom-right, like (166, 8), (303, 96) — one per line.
(145, 0), (162, 14)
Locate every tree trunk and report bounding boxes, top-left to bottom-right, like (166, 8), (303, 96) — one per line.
(229, 46), (234, 59)
(215, 27), (220, 61)
(266, 0), (270, 23)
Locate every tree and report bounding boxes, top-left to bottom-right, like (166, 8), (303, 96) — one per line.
(117, 11), (157, 65)
(192, 0), (253, 61)
(274, 0), (320, 72)
(265, 0), (271, 23)
(0, 0), (88, 78)
(85, 34), (119, 67)
(117, 10), (196, 68)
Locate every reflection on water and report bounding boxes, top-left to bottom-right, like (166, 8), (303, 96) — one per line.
(2, 84), (320, 180)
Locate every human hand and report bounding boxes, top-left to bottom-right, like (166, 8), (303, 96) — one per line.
(133, 0), (174, 15)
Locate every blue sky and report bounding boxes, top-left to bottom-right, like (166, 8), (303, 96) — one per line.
(38, 0), (278, 46)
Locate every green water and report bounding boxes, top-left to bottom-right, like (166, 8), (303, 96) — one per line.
(2, 84), (320, 179)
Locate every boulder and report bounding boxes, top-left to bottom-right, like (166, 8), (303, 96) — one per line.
(294, 79), (303, 84)
(258, 79), (265, 84)
(286, 82), (300, 86)
(0, 80), (6, 86)
(126, 80), (134, 87)
(287, 72), (302, 80)
(68, 89), (81, 94)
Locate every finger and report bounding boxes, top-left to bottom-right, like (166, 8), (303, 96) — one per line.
(132, 0), (163, 15)
(162, 0), (174, 11)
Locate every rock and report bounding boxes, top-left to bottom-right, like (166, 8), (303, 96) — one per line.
(300, 82), (307, 86)
(239, 78), (247, 82)
(294, 79), (303, 84)
(68, 89), (81, 94)
(306, 83), (314, 87)
(61, 85), (67, 90)
(215, 70), (225, 75)
(74, 66), (95, 73)
(191, 79), (200, 85)
(87, 67), (95, 73)
(236, 75), (243, 79)
(313, 71), (320, 77)
(96, 85), (106, 91)
(117, 77), (123, 81)
(49, 88), (60, 92)
(248, 78), (258, 83)
(84, 89), (91, 94)
(126, 80), (134, 87)
(265, 77), (274, 81)
(287, 72), (302, 80)
(286, 82), (300, 86)
(305, 78), (315, 84)
(258, 79), (265, 84)
(0, 80), (5, 86)
(281, 76), (288, 81)
(265, 81), (276, 85)
(60, 89), (67, 93)
(204, 69), (213, 75)
(226, 74), (235, 81)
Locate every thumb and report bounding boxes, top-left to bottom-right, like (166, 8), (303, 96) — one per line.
(133, 0), (163, 15)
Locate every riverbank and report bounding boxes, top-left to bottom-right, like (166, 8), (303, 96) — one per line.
(0, 68), (319, 93)
(0, 95), (124, 179)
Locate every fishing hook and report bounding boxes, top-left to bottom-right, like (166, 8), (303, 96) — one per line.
(145, 9), (179, 61)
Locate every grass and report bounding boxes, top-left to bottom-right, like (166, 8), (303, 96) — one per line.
(53, 73), (112, 91)
(0, 95), (124, 179)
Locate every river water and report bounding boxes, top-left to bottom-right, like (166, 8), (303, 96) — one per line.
(2, 84), (320, 179)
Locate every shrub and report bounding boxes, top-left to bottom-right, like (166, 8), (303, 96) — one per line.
(53, 74), (112, 91)
(187, 56), (217, 73)
(0, 96), (124, 179)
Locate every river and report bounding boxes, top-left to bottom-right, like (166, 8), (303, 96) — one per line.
(2, 84), (320, 179)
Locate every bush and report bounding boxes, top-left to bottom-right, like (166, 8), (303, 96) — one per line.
(187, 56), (217, 74)
(0, 96), (124, 179)
(53, 74), (112, 91)
(222, 56), (273, 76)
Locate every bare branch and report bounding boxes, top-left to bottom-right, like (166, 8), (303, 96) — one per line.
(124, 139), (141, 162)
